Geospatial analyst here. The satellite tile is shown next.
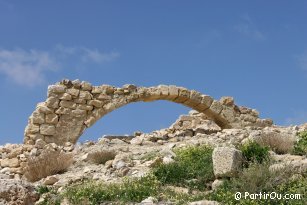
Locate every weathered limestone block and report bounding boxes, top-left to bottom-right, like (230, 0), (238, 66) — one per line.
(77, 104), (94, 111)
(212, 147), (243, 177)
(55, 107), (72, 115)
(168, 85), (179, 100)
(194, 121), (221, 134)
(59, 101), (77, 109)
(59, 93), (72, 101)
(46, 97), (59, 109)
(55, 115), (86, 144)
(73, 98), (86, 104)
(67, 88), (80, 97)
(123, 84), (137, 91)
(210, 100), (223, 114)
(79, 91), (92, 100)
(81, 81), (92, 91)
(184, 90), (202, 107)
(71, 109), (87, 117)
(40, 124), (56, 135)
(36, 103), (54, 114)
(91, 86), (103, 94)
(220, 96), (234, 106)
(174, 88), (190, 103)
(46, 113), (59, 124)
(30, 111), (45, 124)
(220, 107), (236, 123)
(1, 158), (19, 168)
(27, 133), (44, 141)
(103, 85), (115, 95)
(48, 85), (66, 94)
(158, 85), (169, 96)
(97, 94), (112, 100)
(88, 100), (103, 108)
(84, 116), (96, 128)
(25, 124), (40, 134)
(72, 79), (81, 88)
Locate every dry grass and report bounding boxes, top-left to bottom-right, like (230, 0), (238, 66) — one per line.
(24, 148), (73, 182)
(87, 149), (116, 164)
(254, 132), (296, 154)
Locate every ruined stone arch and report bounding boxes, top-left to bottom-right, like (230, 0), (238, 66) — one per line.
(24, 79), (272, 146)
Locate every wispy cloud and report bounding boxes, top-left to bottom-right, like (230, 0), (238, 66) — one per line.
(285, 110), (307, 125)
(234, 14), (266, 41)
(0, 49), (58, 87)
(55, 45), (120, 63)
(297, 51), (307, 71)
(0, 45), (120, 87)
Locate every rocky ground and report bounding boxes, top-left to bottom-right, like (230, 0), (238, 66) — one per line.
(1, 110), (306, 205)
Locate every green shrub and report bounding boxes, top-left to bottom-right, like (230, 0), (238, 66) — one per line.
(240, 141), (270, 167)
(36, 186), (50, 195)
(152, 145), (214, 190)
(292, 131), (307, 156)
(64, 174), (160, 204)
(209, 163), (306, 205)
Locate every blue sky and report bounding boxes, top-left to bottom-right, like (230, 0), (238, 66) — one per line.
(0, 1), (306, 144)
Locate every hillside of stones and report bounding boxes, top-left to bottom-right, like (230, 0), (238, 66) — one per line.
(0, 80), (306, 205)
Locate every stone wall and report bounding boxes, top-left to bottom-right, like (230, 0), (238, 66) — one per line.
(24, 79), (273, 146)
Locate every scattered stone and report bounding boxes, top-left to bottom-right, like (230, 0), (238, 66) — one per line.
(212, 147), (243, 177)
(43, 176), (59, 185)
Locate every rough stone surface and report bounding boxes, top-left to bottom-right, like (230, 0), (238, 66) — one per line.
(212, 147), (243, 177)
(0, 179), (39, 205)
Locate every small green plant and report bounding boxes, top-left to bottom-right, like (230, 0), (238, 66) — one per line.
(64, 174), (160, 204)
(292, 131), (307, 156)
(36, 185), (50, 195)
(152, 145), (214, 190)
(240, 141), (270, 167)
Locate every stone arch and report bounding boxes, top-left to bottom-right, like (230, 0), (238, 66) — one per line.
(24, 79), (272, 146)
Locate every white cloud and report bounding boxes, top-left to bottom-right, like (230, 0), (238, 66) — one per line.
(285, 110), (307, 125)
(55, 45), (120, 63)
(297, 52), (307, 71)
(0, 46), (120, 87)
(0, 49), (58, 87)
(81, 48), (120, 63)
(234, 14), (266, 41)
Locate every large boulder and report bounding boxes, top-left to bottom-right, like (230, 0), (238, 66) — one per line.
(0, 179), (39, 205)
(212, 147), (243, 177)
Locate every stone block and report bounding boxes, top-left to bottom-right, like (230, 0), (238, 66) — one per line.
(1, 158), (19, 168)
(67, 88), (80, 97)
(78, 104), (93, 111)
(79, 91), (92, 100)
(26, 124), (40, 134)
(59, 93), (72, 101)
(46, 113), (59, 124)
(60, 101), (77, 109)
(48, 85), (66, 94)
(212, 147), (243, 177)
(40, 124), (56, 135)
(88, 100), (103, 108)
(55, 107), (72, 115)
(30, 111), (45, 124)
(81, 81), (92, 91)
(46, 97), (59, 109)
